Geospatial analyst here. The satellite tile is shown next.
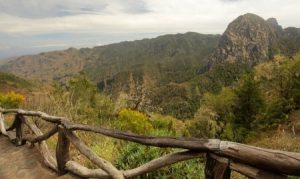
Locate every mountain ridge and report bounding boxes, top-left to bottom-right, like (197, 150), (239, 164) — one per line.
(2, 13), (299, 84)
(0, 32), (220, 84)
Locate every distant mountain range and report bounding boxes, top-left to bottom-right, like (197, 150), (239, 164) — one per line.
(0, 32), (220, 84)
(1, 13), (300, 118)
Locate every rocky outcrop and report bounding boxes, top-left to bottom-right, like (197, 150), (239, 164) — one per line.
(209, 13), (279, 66)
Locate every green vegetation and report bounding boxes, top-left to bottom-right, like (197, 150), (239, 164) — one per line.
(1, 53), (299, 178)
(117, 109), (153, 134)
(50, 74), (115, 125)
(232, 73), (264, 142)
(84, 32), (220, 85)
(151, 83), (200, 119)
(0, 71), (33, 91)
(196, 62), (251, 94)
(189, 54), (300, 142)
(115, 141), (205, 179)
(115, 114), (204, 178)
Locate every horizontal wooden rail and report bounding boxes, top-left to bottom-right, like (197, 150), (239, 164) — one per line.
(0, 107), (299, 179)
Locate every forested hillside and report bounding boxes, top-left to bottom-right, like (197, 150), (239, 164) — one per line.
(0, 71), (33, 92)
(0, 32), (220, 84)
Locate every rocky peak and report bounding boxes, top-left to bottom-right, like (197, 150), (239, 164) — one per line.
(267, 18), (284, 36)
(209, 13), (279, 66)
(266, 18), (279, 27)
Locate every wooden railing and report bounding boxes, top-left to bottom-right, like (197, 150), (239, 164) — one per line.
(0, 107), (299, 179)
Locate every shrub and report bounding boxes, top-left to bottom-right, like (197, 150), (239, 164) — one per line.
(115, 130), (205, 179)
(118, 109), (153, 134)
(188, 87), (236, 139)
(0, 91), (25, 108)
(46, 75), (115, 125)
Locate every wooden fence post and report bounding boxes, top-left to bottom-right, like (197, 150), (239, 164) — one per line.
(205, 153), (231, 179)
(0, 112), (7, 136)
(56, 125), (70, 175)
(15, 114), (25, 146)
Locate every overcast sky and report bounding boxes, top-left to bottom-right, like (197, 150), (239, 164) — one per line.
(0, 0), (299, 59)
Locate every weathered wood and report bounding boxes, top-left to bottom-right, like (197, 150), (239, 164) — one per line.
(124, 150), (203, 178)
(208, 153), (287, 179)
(65, 151), (204, 179)
(56, 125), (70, 175)
(63, 129), (124, 179)
(66, 161), (110, 178)
(1, 108), (300, 177)
(230, 160), (287, 179)
(67, 123), (300, 176)
(0, 112), (7, 136)
(205, 153), (230, 179)
(23, 117), (58, 172)
(24, 125), (58, 144)
(6, 115), (18, 131)
(0, 108), (63, 123)
(15, 114), (25, 146)
(219, 141), (300, 176)
(66, 123), (221, 151)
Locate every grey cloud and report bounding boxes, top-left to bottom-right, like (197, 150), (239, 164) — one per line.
(0, 0), (150, 19)
(120, 0), (151, 14)
(0, 0), (108, 18)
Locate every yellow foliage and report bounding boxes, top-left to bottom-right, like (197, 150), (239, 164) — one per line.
(118, 109), (153, 134)
(0, 91), (25, 108)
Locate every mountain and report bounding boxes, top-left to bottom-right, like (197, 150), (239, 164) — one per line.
(0, 32), (220, 118)
(0, 48), (85, 83)
(207, 13), (300, 68)
(0, 32), (220, 87)
(2, 13), (299, 85)
(279, 27), (300, 57)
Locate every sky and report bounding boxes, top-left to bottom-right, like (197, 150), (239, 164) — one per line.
(0, 0), (300, 59)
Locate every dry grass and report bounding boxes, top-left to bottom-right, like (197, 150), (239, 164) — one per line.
(250, 110), (300, 152)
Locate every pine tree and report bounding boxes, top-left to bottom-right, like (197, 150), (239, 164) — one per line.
(232, 73), (264, 142)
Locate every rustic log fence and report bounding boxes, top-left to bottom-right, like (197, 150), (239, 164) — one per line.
(0, 107), (299, 179)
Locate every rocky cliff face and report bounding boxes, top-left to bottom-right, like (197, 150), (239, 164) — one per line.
(209, 13), (279, 66)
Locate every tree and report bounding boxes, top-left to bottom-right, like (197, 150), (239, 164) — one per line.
(189, 87), (236, 139)
(232, 73), (264, 142)
(50, 74), (114, 124)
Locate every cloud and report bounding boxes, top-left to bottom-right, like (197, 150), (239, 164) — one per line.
(1, 0), (300, 35)
(0, 0), (150, 19)
(220, 0), (243, 2)
(0, 0), (109, 18)
(0, 0), (300, 59)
